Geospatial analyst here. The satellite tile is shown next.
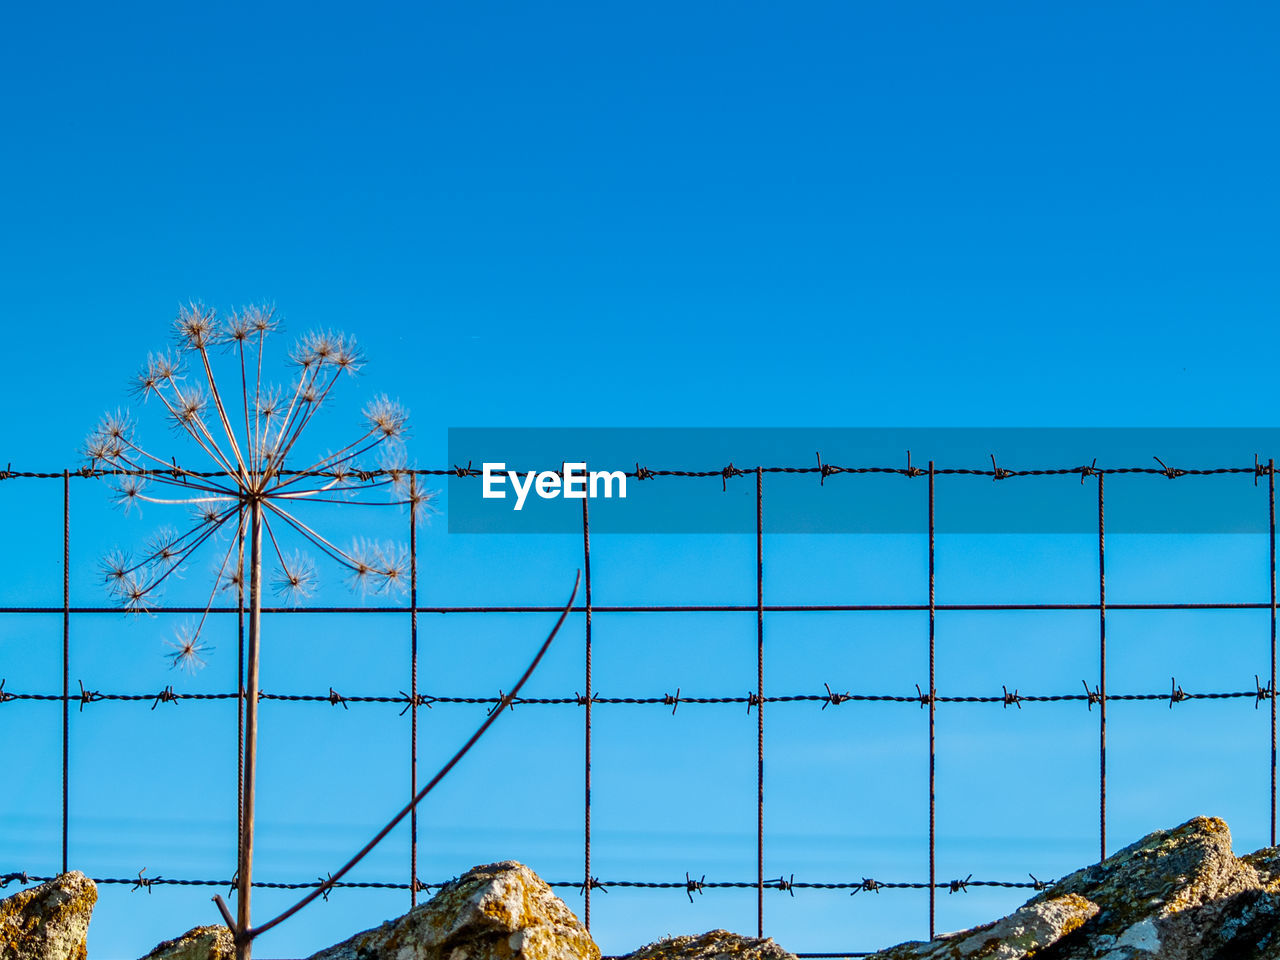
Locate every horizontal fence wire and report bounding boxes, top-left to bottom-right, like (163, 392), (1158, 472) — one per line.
(0, 462), (1270, 480)
(0, 871), (1051, 895)
(0, 687), (1273, 708)
(1, 461), (1277, 959)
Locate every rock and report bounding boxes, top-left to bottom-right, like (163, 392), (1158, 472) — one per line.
(623, 929), (796, 960)
(138, 925), (235, 960)
(1028, 816), (1264, 959)
(307, 860), (599, 960)
(868, 816), (1280, 960)
(0, 871), (97, 960)
(870, 894), (1099, 959)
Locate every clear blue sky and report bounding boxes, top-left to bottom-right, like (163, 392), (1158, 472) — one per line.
(1, 2), (1278, 958)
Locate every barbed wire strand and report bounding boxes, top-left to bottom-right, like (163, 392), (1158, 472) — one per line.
(3, 459), (1279, 958)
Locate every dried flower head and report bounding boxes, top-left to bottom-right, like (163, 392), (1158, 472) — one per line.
(272, 551), (317, 604)
(165, 624), (212, 673)
(88, 303), (428, 669)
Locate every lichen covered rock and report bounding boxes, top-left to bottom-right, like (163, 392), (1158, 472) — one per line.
(623, 929), (796, 960)
(307, 860), (599, 960)
(138, 925), (235, 960)
(1029, 816), (1265, 959)
(871, 894), (1099, 959)
(0, 871), (97, 960)
(869, 817), (1280, 960)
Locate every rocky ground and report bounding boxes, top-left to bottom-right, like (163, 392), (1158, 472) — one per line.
(7, 816), (1280, 959)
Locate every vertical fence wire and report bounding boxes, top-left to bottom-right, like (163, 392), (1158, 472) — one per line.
(927, 462), (936, 939)
(1098, 472), (1107, 861)
(61, 470), (69, 875)
(756, 467), (765, 939)
(582, 495), (593, 930)
(1271, 460), (1276, 846)
(410, 475), (420, 906)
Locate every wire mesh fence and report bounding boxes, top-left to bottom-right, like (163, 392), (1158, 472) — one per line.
(1, 459), (1277, 958)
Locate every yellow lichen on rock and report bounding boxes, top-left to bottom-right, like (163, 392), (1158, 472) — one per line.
(0, 872), (97, 960)
(307, 861), (598, 960)
(137, 925), (235, 960)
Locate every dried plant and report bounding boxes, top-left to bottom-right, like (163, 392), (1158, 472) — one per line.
(85, 302), (431, 960)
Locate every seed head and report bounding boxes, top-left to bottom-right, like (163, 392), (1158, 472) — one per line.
(257, 387), (283, 422)
(165, 624), (212, 674)
(363, 395), (409, 440)
(194, 502), (225, 526)
(292, 330), (363, 374)
(118, 574), (154, 613)
(144, 526), (183, 570)
(111, 477), (147, 516)
(133, 352), (182, 399)
(85, 409), (134, 466)
(220, 565), (245, 594)
(272, 551), (317, 604)
(347, 538), (409, 595)
(171, 387), (208, 429)
(174, 302), (218, 351)
(101, 548), (133, 590)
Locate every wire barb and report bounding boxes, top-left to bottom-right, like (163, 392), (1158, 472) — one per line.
(685, 872), (705, 902)
(822, 682), (851, 710)
(150, 685), (179, 710)
(1256, 675), (1274, 710)
(1082, 680), (1102, 711)
(77, 680), (102, 711)
(486, 690), (517, 716)
(132, 868), (159, 893)
(948, 874), (972, 894)
(398, 692), (435, 716)
(1153, 456), (1186, 479)
(816, 452), (837, 485)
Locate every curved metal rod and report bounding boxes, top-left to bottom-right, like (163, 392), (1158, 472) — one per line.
(214, 570), (581, 944)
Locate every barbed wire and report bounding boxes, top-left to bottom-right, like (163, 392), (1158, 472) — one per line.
(0, 457), (1272, 483)
(0, 870), (1052, 896)
(0, 679), (1272, 711)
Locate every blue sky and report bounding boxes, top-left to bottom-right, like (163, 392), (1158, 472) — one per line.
(1, 2), (1279, 958)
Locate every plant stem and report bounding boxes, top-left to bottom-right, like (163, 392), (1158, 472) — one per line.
(237, 498), (262, 960)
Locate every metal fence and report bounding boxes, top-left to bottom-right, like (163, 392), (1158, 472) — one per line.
(1, 459), (1277, 958)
